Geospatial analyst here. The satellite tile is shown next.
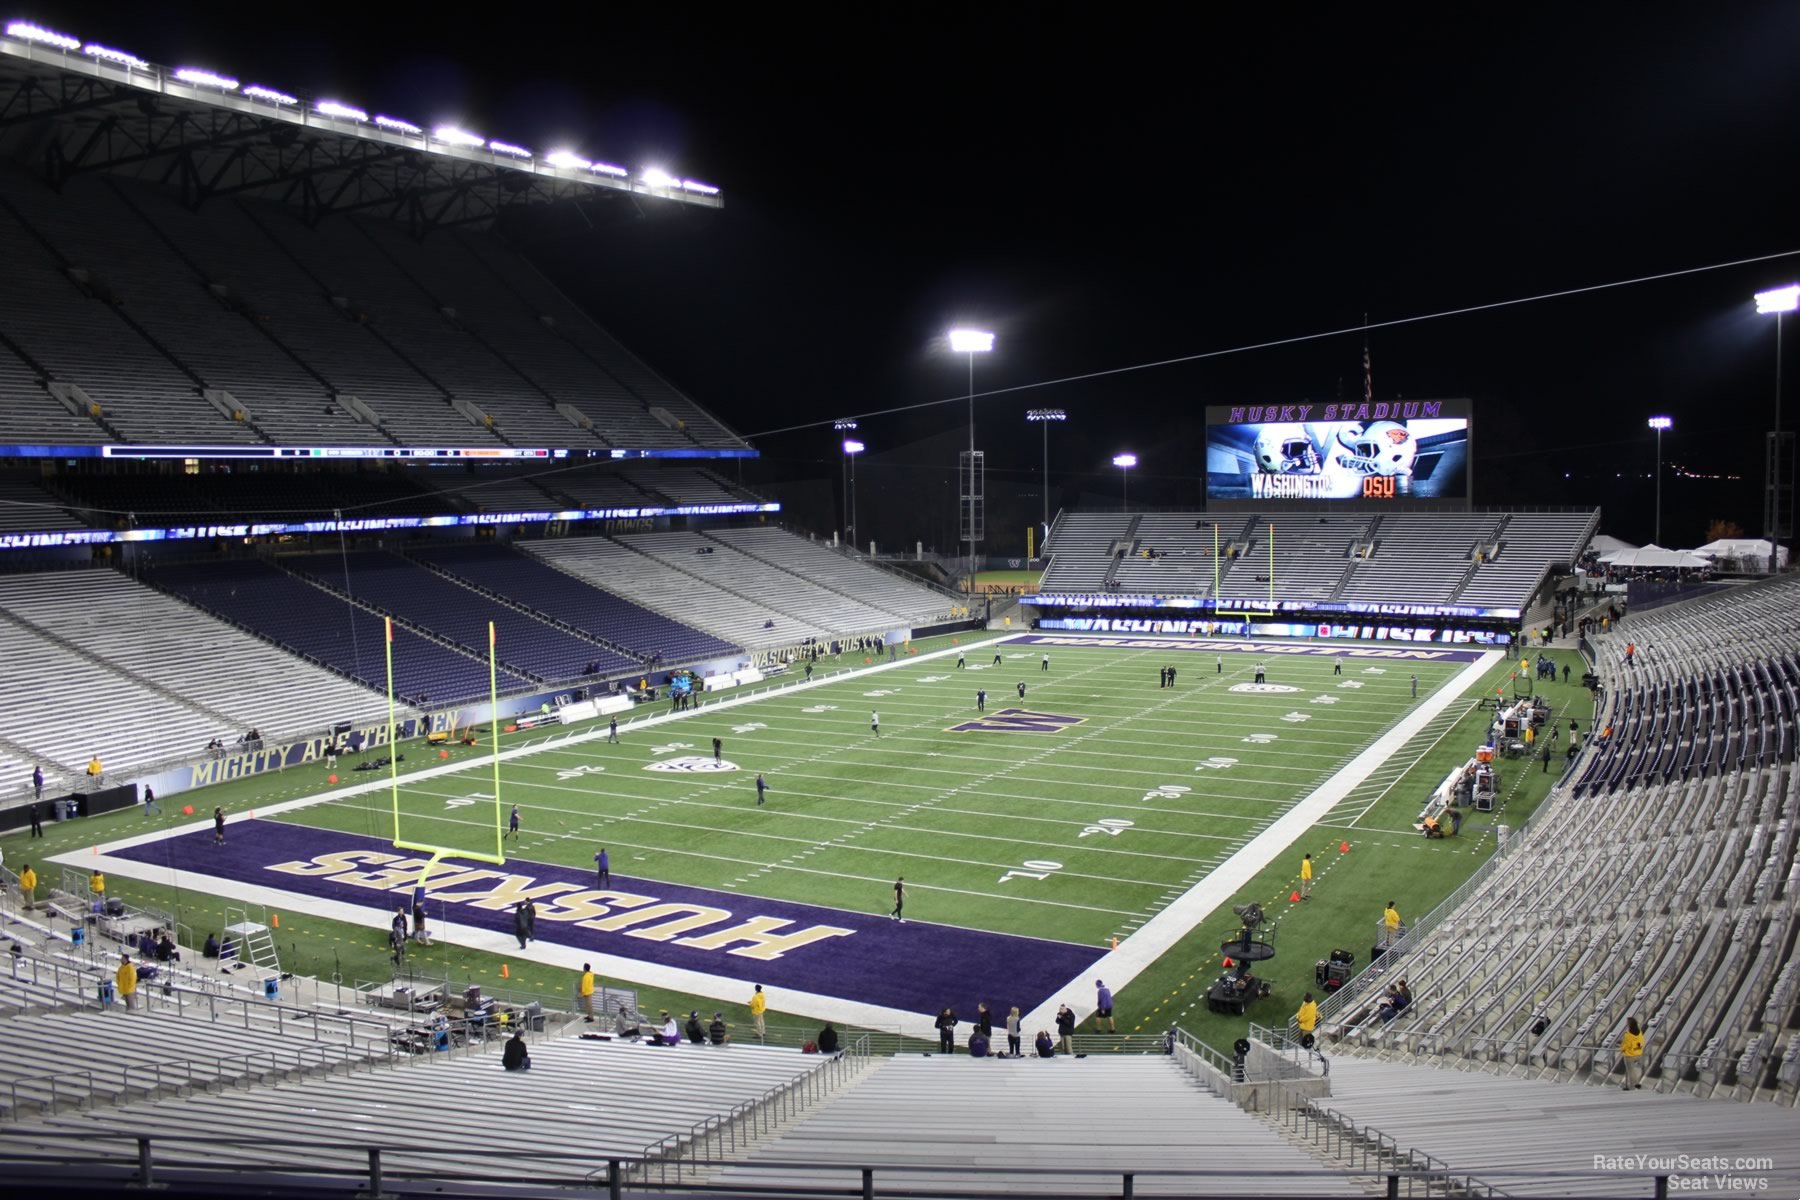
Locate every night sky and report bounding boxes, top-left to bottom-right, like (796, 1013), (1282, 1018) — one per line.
(32, 1), (1800, 552)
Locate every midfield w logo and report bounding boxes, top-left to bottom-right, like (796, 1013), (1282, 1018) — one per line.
(948, 708), (1087, 734)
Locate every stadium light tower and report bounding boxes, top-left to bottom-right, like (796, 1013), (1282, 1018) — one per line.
(1755, 285), (1798, 574)
(843, 437), (866, 550)
(948, 329), (994, 593)
(1026, 409), (1067, 540)
(1647, 416), (1672, 545)
(833, 419), (858, 547)
(1112, 453), (1138, 512)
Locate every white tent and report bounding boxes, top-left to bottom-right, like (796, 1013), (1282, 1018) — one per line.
(1598, 543), (1712, 569)
(1588, 533), (1636, 558)
(1692, 538), (1789, 569)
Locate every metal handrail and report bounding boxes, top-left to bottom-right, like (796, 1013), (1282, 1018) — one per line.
(0, 1128), (1745, 1198)
(5, 1068), (94, 1118)
(629, 1032), (873, 1185)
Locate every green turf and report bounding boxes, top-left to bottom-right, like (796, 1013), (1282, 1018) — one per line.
(2, 634), (1593, 1053)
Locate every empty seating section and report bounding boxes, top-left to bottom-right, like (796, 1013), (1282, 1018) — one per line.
(1458, 510), (1599, 608)
(0, 1038), (828, 1183)
(0, 570), (388, 767)
(710, 1056), (1326, 1196)
(1035, 509), (1598, 609)
(1338, 513), (1502, 604)
(526, 538), (824, 649)
(0, 600), (232, 788)
(0, 174), (244, 445)
(248, 202), (600, 450)
(1221, 513), (1369, 601)
(144, 559), (527, 704)
(295, 550), (631, 681)
(457, 230), (743, 447)
(1321, 1059), (1800, 1197)
(626, 466), (743, 506)
(0, 1009), (383, 1118)
(410, 543), (734, 662)
(0, 479), (80, 532)
(0, 339), (108, 445)
(622, 531), (902, 632)
(704, 528), (954, 624)
(1039, 512), (1134, 591)
(1316, 577), (1800, 1105)
(401, 468), (563, 514)
(1112, 514), (1249, 594)
(1573, 576), (1799, 796)
(108, 182), (388, 447)
(548, 469), (659, 509)
(355, 218), (670, 446)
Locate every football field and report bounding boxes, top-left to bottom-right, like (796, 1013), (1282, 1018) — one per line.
(91, 632), (1500, 1034)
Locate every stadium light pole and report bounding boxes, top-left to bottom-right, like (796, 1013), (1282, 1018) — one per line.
(843, 438), (865, 551)
(1026, 409), (1067, 543)
(949, 329), (994, 593)
(833, 419), (857, 548)
(1647, 416), (1672, 545)
(1112, 453), (1138, 512)
(1755, 285), (1797, 574)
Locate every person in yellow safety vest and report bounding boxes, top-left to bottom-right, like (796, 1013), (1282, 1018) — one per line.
(19, 864), (36, 909)
(89, 870), (105, 898)
(1383, 901), (1403, 946)
(1296, 992), (1319, 1039)
(1619, 1017), (1646, 1090)
(116, 953), (139, 1012)
(1299, 853), (1312, 899)
(749, 983), (767, 1041)
(87, 755), (102, 781)
(578, 964), (596, 1023)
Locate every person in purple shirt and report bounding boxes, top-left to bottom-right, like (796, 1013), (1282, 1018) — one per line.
(1094, 979), (1116, 1033)
(595, 847), (610, 886)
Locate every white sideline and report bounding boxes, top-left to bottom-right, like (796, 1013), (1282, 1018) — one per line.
(54, 635), (1500, 1042)
(1018, 647), (1502, 1035)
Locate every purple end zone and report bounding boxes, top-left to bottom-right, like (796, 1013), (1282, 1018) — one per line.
(112, 821), (1103, 1020)
(1010, 633), (1493, 662)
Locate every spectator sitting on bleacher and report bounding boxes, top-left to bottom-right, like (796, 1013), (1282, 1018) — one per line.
(1378, 980), (1412, 1022)
(1035, 1029), (1055, 1057)
(154, 931), (179, 963)
(817, 1022), (839, 1055)
(968, 1029), (991, 1057)
(614, 1004), (640, 1040)
(709, 1013), (730, 1045)
(501, 1029), (531, 1072)
(685, 1011), (707, 1044)
(658, 1012), (680, 1045)
(203, 932), (220, 958)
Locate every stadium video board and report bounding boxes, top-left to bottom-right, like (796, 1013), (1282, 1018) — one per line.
(1205, 400), (1470, 505)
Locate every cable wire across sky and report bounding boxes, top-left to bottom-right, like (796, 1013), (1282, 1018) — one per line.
(745, 246), (1800, 440)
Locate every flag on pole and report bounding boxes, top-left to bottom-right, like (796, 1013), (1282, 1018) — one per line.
(1362, 313), (1373, 406)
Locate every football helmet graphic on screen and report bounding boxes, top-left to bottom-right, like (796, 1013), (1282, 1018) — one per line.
(1251, 424), (1321, 474)
(1333, 420), (1418, 477)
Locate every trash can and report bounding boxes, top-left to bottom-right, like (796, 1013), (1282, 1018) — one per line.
(263, 977), (280, 1001)
(70, 926), (85, 947)
(98, 980), (115, 1006)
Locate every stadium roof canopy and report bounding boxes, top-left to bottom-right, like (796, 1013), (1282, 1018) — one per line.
(0, 20), (723, 235)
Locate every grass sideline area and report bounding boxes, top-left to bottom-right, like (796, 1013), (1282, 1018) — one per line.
(5, 632), (1592, 1052)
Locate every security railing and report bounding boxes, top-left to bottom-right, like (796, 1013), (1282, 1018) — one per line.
(0, 1129), (1743, 1199)
(1272, 1094), (1513, 1198)
(627, 1032), (872, 1186)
